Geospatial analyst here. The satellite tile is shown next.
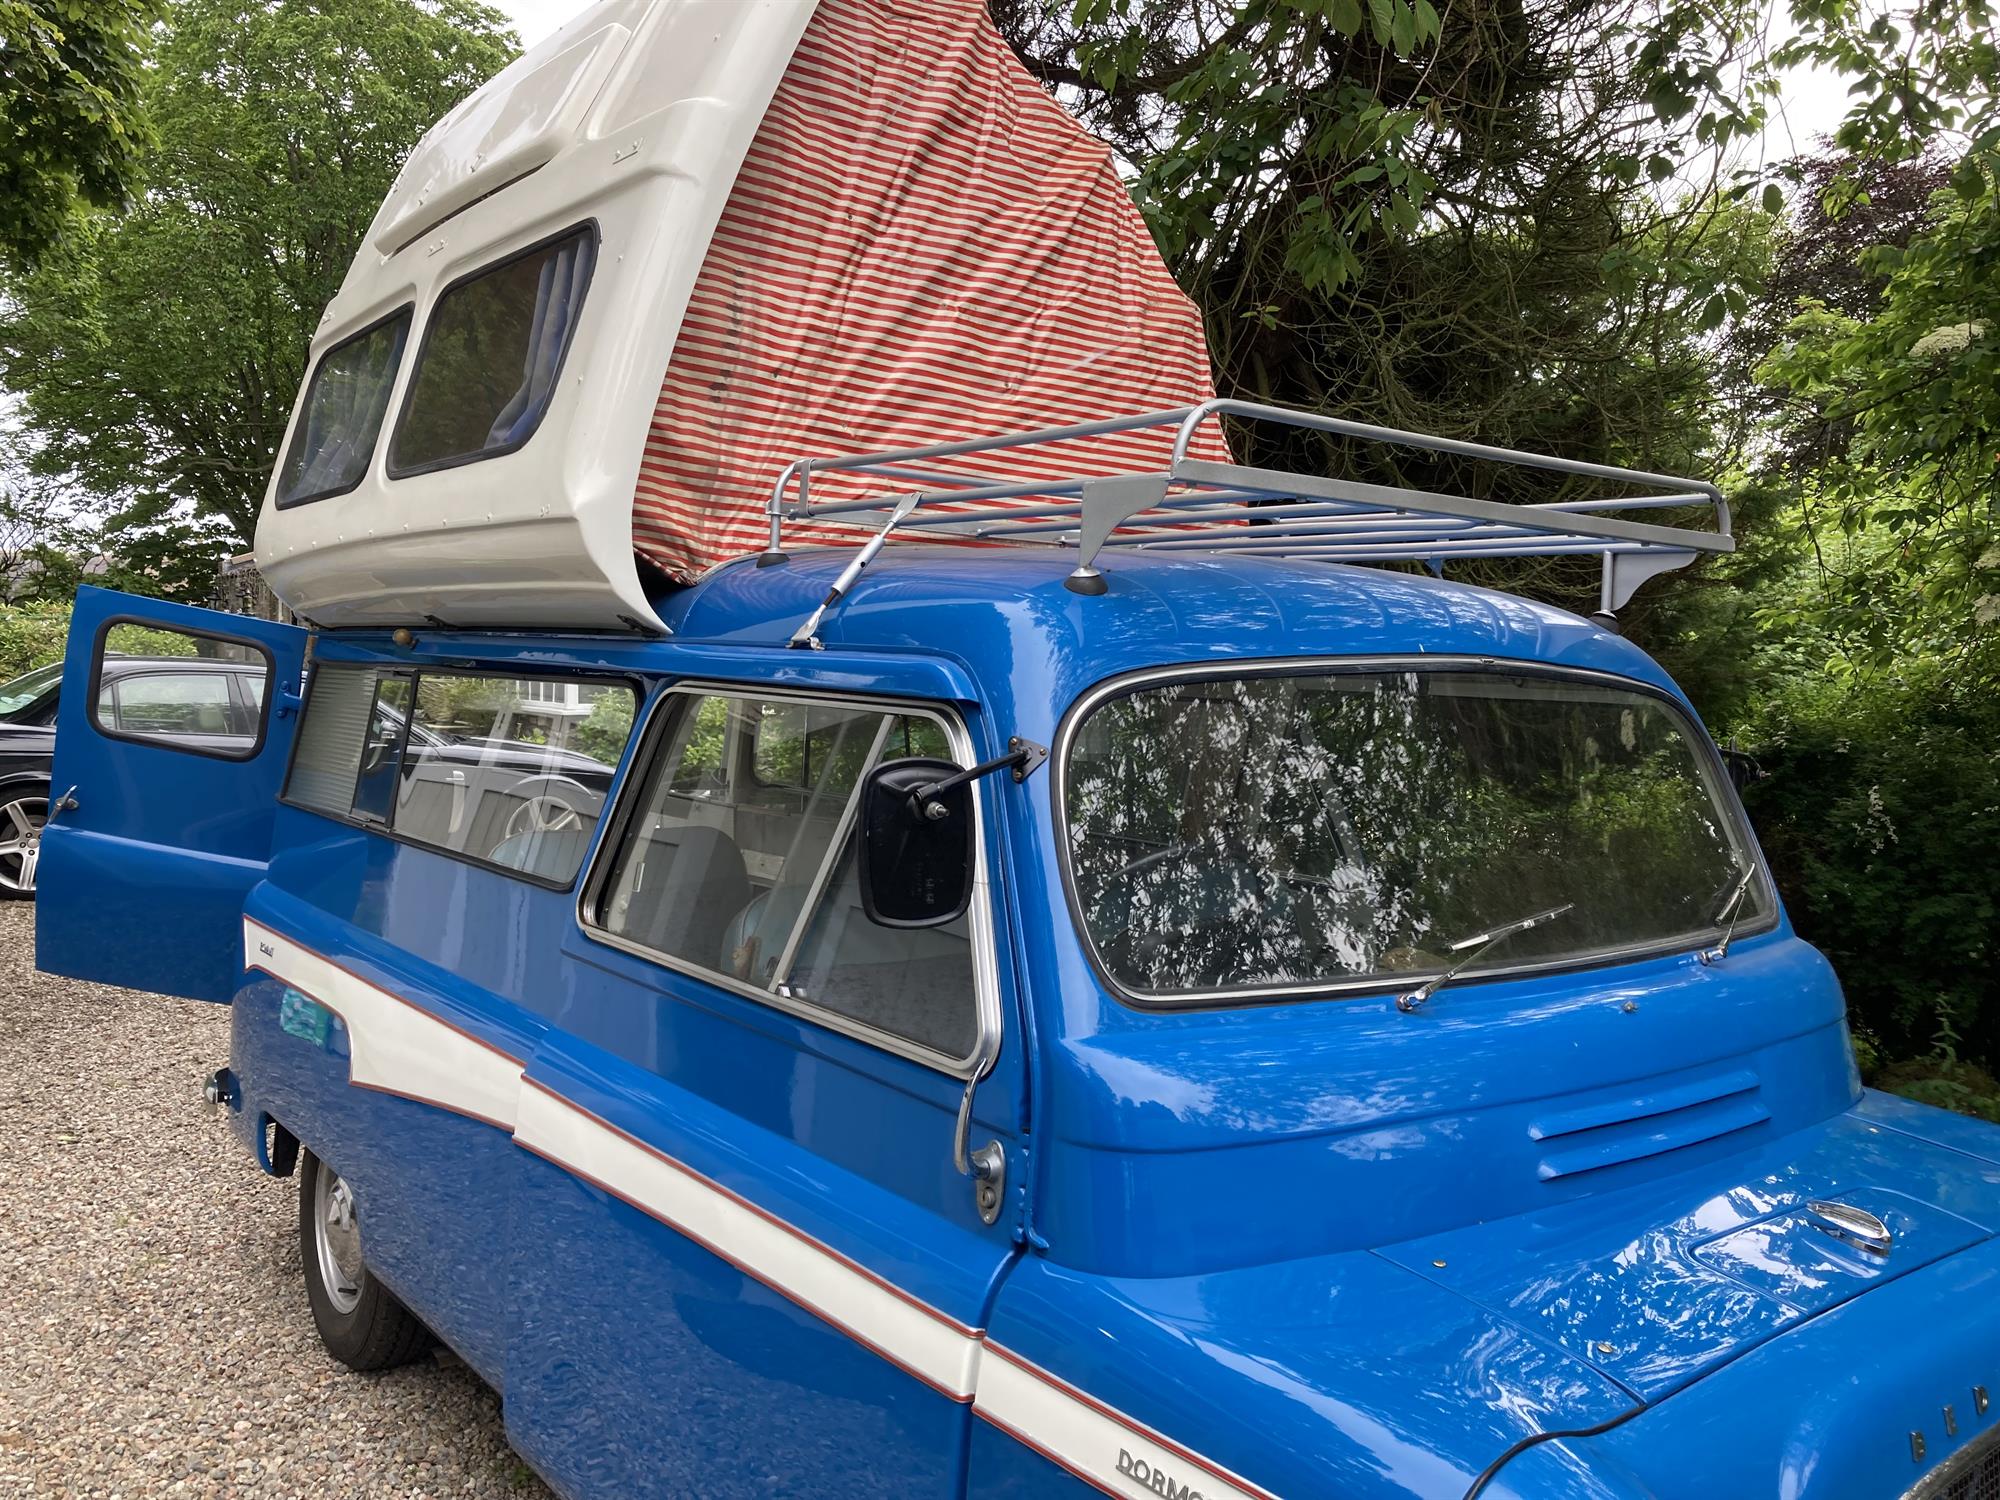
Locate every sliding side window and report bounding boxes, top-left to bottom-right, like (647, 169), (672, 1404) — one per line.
(284, 663), (636, 886)
(585, 693), (979, 1067)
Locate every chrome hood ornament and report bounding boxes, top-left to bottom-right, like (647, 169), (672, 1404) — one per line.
(1805, 1199), (1894, 1256)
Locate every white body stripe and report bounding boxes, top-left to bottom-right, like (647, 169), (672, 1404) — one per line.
(239, 916), (1276, 1496)
(975, 1347), (1277, 1500)
(244, 918), (522, 1128)
(512, 1081), (983, 1400)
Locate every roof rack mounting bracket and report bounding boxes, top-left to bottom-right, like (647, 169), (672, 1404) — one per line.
(1602, 547), (1697, 614)
(1066, 474), (1171, 595)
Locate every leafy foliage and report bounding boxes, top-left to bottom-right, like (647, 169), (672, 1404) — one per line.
(1745, 647), (2000, 1078)
(0, 598), (70, 679)
(0, 0), (515, 570)
(993, 0), (1783, 620)
(0, 0), (159, 267)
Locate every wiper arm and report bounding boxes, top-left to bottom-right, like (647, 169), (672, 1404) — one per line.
(1395, 903), (1575, 1014)
(1698, 864), (1758, 966)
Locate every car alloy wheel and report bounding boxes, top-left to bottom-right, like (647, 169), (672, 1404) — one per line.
(0, 793), (47, 897)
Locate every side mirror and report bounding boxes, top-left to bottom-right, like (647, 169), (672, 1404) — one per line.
(858, 757), (974, 929)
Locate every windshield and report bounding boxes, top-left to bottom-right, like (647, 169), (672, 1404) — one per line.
(1061, 665), (1773, 1001)
(0, 661), (62, 718)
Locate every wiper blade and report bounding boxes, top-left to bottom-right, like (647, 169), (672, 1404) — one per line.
(1699, 864), (1759, 965)
(1395, 903), (1575, 1014)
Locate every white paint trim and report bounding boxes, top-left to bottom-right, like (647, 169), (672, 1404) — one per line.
(512, 1079), (983, 1400)
(975, 1346), (1279, 1500)
(237, 916), (1274, 1496)
(243, 917), (522, 1129)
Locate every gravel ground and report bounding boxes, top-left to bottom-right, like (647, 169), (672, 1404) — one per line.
(0, 903), (552, 1499)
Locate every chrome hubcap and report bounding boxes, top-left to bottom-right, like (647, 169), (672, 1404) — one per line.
(313, 1159), (365, 1315)
(0, 797), (47, 894)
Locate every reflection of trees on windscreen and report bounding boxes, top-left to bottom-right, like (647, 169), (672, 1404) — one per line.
(1066, 671), (1761, 995)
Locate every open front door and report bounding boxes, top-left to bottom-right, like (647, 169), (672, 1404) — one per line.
(36, 586), (309, 1003)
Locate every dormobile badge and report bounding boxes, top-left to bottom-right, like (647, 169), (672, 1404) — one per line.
(1118, 1449), (1208, 1500)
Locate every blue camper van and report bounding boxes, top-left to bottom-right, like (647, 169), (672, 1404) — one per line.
(34, 3), (2000, 1498)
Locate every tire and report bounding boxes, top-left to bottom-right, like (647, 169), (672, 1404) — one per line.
(298, 1149), (431, 1371)
(0, 785), (48, 901)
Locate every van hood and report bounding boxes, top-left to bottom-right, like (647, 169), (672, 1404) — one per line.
(1379, 1093), (2000, 1405)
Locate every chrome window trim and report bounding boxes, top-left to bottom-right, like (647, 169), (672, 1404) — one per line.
(575, 682), (1003, 1081)
(1051, 653), (1781, 1011)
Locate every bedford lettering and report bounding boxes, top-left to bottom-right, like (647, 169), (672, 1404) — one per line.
(1116, 1448), (1206, 1500)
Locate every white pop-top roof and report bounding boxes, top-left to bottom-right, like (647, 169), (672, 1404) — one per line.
(256, 0), (820, 630)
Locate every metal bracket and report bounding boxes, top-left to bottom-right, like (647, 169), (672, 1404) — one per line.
(1065, 474), (1171, 594)
(1007, 737), (1047, 782)
(789, 493), (920, 649)
(1600, 547), (1697, 614)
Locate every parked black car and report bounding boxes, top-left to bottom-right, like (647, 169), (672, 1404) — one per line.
(1, 654), (270, 898)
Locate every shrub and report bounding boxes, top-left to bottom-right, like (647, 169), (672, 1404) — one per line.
(0, 601), (73, 681)
(1745, 649), (2000, 1081)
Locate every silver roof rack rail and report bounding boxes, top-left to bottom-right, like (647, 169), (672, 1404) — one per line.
(765, 399), (1731, 639)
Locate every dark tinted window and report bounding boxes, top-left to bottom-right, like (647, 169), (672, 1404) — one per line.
(275, 309), (411, 506)
(390, 228), (595, 473)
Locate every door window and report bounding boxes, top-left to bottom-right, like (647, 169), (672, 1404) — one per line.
(584, 691), (983, 1068)
(89, 621), (271, 759)
(283, 663), (637, 886)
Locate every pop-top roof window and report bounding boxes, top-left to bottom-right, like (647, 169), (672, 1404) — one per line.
(274, 307), (412, 508)
(389, 225), (596, 476)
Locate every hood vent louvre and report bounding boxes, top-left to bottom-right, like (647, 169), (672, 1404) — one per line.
(1531, 1069), (1768, 1182)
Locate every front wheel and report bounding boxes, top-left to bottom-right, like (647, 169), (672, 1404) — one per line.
(0, 787), (47, 899)
(299, 1150), (431, 1370)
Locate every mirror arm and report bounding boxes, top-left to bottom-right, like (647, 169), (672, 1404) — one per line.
(910, 737), (1048, 818)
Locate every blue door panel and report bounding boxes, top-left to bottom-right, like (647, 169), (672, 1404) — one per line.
(521, 1026), (1017, 1326)
(551, 940), (1019, 1263)
(507, 1003), (1021, 1499)
(38, 586), (308, 1003)
(504, 1150), (961, 1498)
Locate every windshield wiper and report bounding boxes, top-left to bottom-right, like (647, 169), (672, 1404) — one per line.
(1698, 864), (1758, 966)
(1395, 903), (1575, 1014)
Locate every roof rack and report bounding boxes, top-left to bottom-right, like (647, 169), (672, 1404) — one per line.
(765, 399), (1731, 648)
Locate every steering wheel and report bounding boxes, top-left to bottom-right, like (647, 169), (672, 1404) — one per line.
(503, 785), (586, 842)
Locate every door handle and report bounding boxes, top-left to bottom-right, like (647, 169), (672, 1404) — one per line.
(953, 1077), (1006, 1226)
(50, 786), (79, 817)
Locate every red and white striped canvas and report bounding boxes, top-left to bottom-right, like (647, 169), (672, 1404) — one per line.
(631, 0), (1229, 582)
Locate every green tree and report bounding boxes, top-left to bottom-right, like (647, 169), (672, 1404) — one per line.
(0, 0), (159, 267)
(0, 0), (515, 577)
